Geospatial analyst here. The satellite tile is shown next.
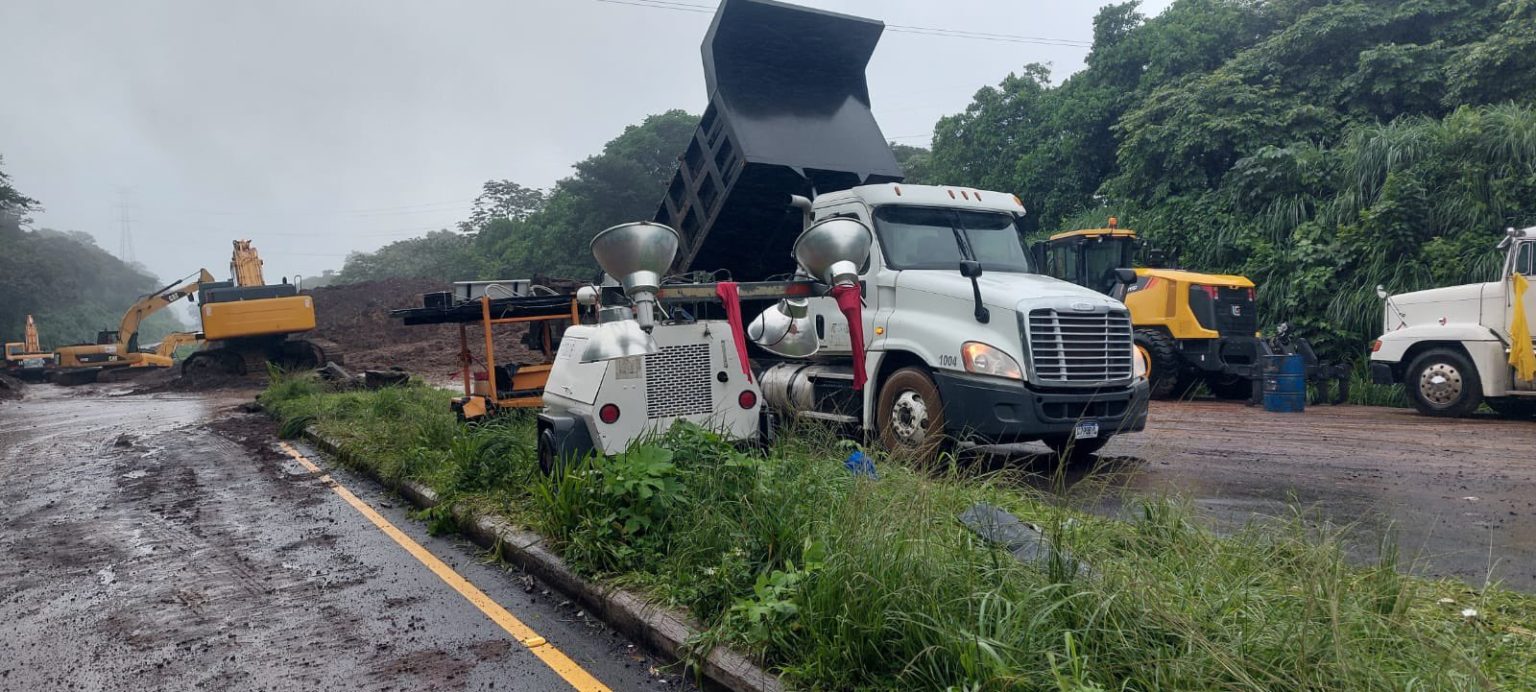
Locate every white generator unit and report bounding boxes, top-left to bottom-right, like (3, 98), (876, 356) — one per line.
(537, 319), (765, 471)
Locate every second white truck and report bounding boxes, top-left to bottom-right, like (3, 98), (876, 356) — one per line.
(1370, 226), (1536, 418)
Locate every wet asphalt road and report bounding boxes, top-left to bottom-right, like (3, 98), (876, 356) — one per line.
(1081, 401), (1536, 591)
(0, 385), (685, 691)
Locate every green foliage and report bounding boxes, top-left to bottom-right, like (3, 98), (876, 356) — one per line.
(334, 229), (481, 284)
(926, 0), (1536, 360)
(0, 221), (186, 347)
(266, 382), (1536, 690)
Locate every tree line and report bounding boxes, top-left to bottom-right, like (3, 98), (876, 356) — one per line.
(0, 160), (182, 348)
(335, 0), (1535, 360)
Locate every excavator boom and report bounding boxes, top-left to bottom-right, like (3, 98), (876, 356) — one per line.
(24, 314), (39, 353)
(118, 269), (217, 353)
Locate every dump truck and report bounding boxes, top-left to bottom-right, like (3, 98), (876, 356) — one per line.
(182, 240), (325, 374)
(1371, 226), (1536, 418)
(539, 0), (1148, 464)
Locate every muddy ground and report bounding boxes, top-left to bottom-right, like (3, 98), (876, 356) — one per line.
(1076, 401), (1536, 591)
(306, 279), (544, 381)
(0, 386), (688, 691)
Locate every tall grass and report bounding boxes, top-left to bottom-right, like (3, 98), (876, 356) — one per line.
(261, 380), (1536, 689)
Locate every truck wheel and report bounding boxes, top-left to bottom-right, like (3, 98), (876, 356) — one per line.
(1487, 398), (1536, 420)
(1205, 375), (1254, 401)
(1135, 329), (1183, 399)
(877, 367), (949, 464)
(1042, 435), (1109, 464)
(1406, 348), (1483, 417)
(537, 426), (561, 476)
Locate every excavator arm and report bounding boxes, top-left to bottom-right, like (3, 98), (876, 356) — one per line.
(118, 269), (216, 353)
(24, 314), (40, 353)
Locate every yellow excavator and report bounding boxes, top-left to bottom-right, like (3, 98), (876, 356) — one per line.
(52, 270), (214, 385)
(182, 240), (325, 374)
(145, 331), (203, 361)
(4, 315), (55, 382)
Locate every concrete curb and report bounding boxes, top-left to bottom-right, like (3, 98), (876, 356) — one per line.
(298, 426), (782, 692)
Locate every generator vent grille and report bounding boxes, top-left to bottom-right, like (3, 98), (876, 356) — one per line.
(645, 343), (713, 418)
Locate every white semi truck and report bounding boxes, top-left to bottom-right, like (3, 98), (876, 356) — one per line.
(535, 0), (1148, 464)
(1370, 226), (1536, 417)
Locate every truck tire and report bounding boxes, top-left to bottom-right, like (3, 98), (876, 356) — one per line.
(1042, 434), (1109, 464)
(1405, 348), (1483, 417)
(877, 367), (949, 464)
(1135, 329), (1183, 400)
(1486, 398), (1536, 420)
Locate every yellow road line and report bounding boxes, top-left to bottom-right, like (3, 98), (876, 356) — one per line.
(277, 442), (610, 692)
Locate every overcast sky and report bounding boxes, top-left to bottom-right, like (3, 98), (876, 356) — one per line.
(1, 0), (1172, 285)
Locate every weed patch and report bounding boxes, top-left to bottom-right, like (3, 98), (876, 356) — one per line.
(261, 379), (1536, 689)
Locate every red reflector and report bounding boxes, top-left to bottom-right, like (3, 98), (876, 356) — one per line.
(598, 403), (620, 424)
(1371, 340), (1382, 353)
(1200, 285), (1219, 299)
(738, 390), (758, 409)
(1247, 287), (1256, 301)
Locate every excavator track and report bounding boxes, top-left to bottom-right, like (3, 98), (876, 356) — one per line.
(182, 338), (327, 377)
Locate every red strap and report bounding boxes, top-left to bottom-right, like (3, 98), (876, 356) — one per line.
(714, 282), (754, 383)
(831, 284), (866, 391)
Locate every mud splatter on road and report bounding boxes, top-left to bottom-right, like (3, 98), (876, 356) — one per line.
(0, 386), (689, 690)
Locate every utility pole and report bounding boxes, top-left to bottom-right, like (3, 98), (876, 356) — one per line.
(116, 189), (136, 264)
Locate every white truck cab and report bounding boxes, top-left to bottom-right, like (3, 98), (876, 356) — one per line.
(763, 183), (1149, 459)
(1371, 226), (1536, 417)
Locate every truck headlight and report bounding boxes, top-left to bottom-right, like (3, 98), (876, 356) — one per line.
(1133, 345), (1148, 380)
(961, 342), (1022, 380)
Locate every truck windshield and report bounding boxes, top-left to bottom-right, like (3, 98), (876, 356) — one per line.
(873, 206), (1033, 272)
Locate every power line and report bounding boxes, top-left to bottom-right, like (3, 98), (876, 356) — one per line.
(590, 0), (1093, 48)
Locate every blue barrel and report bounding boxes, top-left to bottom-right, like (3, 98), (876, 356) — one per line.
(1262, 354), (1306, 413)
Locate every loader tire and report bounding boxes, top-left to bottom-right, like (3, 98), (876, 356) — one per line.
(1135, 329), (1184, 400)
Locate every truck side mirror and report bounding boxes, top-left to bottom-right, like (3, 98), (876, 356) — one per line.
(1114, 268), (1137, 285)
(959, 260), (984, 278)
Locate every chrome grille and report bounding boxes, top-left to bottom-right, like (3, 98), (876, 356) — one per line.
(644, 343), (713, 418)
(1026, 308), (1135, 385)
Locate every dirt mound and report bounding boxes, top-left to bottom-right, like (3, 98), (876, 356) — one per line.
(304, 279), (544, 383)
(0, 371), (26, 400)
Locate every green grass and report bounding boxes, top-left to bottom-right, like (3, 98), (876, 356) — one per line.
(261, 375), (1536, 690)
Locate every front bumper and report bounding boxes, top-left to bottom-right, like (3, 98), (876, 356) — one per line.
(933, 371), (1149, 443)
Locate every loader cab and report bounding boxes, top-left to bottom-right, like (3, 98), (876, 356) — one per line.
(1038, 225), (1140, 296)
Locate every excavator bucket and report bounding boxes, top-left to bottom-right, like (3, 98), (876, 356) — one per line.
(656, 0), (904, 280)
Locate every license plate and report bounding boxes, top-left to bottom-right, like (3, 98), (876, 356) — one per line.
(1074, 420), (1100, 440)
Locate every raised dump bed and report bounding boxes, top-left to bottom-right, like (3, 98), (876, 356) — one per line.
(654, 0), (904, 281)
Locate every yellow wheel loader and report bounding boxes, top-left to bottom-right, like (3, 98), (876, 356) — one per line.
(181, 240), (326, 375)
(1038, 220), (1269, 400)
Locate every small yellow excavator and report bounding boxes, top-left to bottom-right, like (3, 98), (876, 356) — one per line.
(4, 315), (55, 382)
(52, 270), (214, 385)
(144, 331), (203, 361)
(182, 240), (325, 374)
